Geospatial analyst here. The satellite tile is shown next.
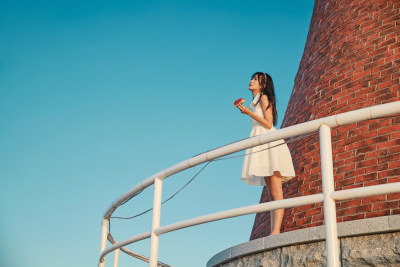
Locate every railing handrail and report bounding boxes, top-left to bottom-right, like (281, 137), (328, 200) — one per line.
(99, 101), (400, 267)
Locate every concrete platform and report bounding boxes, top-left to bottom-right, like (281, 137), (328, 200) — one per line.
(207, 214), (400, 267)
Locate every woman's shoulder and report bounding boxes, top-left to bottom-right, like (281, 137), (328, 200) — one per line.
(259, 94), (271, 108)
(260, 94), (269, 101)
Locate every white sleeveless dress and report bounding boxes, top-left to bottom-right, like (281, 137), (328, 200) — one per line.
(241, 93), (295, 186)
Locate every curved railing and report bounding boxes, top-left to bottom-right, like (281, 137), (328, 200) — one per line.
(98, 101), (400, 267)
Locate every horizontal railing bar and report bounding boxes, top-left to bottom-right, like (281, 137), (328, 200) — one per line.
(103, 101), (400, 219)
(331, 182), (400, 200)
(155, 182), (400, 236)
(99, 231), (151, 264)
(154, 194), (324, 236)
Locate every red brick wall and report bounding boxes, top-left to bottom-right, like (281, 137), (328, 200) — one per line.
(251, 0), (400, 240)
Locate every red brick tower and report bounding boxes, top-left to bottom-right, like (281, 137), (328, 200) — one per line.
(251, 0), (400, 240)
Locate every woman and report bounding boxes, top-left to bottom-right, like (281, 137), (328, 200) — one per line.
(236, 72), (295, 235)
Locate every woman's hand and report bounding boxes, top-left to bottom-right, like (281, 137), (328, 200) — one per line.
(236, 95), (273, 130)
(237, 104), (251, 115)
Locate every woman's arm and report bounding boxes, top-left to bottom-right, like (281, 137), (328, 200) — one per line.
(237, 94), (273, 129)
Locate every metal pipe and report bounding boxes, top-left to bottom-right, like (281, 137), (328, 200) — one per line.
(149, 177), (163, 267)
(370, 100), (399, 118)
(98, 218), (109, 267)
(99, 231), (151, 263)
(155, 194), (323, 236)
(319, 124), (340, 267)
(331, 182), (400, 200)
(113, 249), (120, 267)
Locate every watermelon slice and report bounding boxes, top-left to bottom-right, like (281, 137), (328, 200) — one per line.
(233, 98), (245, 106)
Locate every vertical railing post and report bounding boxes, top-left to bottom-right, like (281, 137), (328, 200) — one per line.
(99, 218), (109, 267)
(319, 123), (340, 267)
(149, 177), (163, 267)
(113, 248), (120, 267)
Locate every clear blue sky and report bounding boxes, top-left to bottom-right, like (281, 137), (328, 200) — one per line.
(0, 1), (314, 266)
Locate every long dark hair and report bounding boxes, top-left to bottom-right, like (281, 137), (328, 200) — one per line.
(252, 72), (277, 125)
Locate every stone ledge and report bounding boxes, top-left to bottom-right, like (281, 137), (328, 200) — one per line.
(207, 214), (400, 267)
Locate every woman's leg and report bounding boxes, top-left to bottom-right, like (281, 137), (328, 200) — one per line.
(264, 171), (284, 235)
(264, 176), (275, 231)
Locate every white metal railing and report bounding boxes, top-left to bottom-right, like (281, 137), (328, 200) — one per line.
(98, 101), (400, 267)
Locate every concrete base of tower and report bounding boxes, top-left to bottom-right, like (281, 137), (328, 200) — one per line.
(207, 215), (400, 267)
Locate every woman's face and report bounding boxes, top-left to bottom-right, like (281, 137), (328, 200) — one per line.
(249, 75), (262, 92)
